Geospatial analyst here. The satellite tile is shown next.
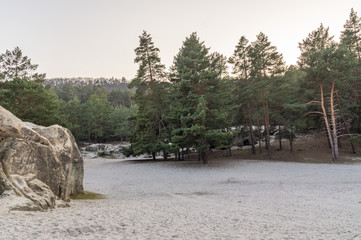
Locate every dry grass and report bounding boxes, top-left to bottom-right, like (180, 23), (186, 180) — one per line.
(123, 132), (361, 166)
(71, 191), (106, 200)
(212, 132), (361, 163)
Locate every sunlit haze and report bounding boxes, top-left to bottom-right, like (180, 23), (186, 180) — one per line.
(1, 0), (361, 79)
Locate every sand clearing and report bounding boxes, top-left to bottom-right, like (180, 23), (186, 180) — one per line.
(1, 157), (361, 240)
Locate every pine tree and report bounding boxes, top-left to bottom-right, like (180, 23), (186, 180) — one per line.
(79, 100), (96, 143)
(229, 36), (251, 79)
(229, 36), (257, 154)
(299, 24), (356, 162)
(111, 106), (136, 143)
(247, 32), (285, 157)
(340, 8), (361, 136)
(129, 31), (169, 159)
(61, 97), (82, 139)
(0, 78), (62, 126)
(340, 8), (361, 61)
(298, 24), (334, 68)
(87, 93), (114, 142)
(0, 47), (45, 82)
(169, 33), (228, 163)
(275, 66), (307, 152)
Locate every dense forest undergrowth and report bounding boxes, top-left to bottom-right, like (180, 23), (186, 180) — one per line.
(2, 8), (361, 163)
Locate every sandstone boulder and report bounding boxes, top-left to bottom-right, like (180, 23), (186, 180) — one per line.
(0, 106), (83, 211)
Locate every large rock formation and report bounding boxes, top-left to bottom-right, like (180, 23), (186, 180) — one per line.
(0, 106), (83, 211)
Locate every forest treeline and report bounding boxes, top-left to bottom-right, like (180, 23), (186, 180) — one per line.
(1, 9), (361, 163)
(44, 77), (129, 91)
(0, 47), (136, 142)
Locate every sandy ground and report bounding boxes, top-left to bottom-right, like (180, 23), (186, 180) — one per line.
(1, 157), (361, 240)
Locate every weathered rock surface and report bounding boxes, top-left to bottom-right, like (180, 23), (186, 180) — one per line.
(0, 106), (83, 211)
(82, 143), (125, 158)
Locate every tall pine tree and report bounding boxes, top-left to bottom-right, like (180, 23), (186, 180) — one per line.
(299, 24), (356, 161)
(169, 33), (228, 163)
(247, 32), (285, 157)
(229, 36), (257, 154)
(341, 8), (361, 61)
(0, 47), (45, 82)
(340, 8), (361, 135)
(129, 31), (169, 159)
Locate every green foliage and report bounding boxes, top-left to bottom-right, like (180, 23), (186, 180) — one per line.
(169, 33), (229, 162)
(60, 97), (82, 138)
(340, 8), (361, 60)
(0, 47), (45, 81)
(55, 84), (135, 143)
(3, 14), (361, 163)
(350, 134), (361, 143)
(340, 9), (361, 133)
(298, 24), (335, 69)
(229, 36), (250, 79)
(129, 31), (169, 157)
(111, 106), (136, 141)
(229, 32), (286, 156)
(108, 89), (132, 108)
(0, 47), (135, 144)
(299, 23), (358, 129)
(0, 78), (62, 126)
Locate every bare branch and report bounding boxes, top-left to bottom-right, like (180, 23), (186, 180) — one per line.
(305, 100), (321, 105)
(304, 111), (323, 117)
(338, 133), (358, 138)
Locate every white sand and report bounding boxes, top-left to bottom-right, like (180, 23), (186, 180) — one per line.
(1, 157), (361, 240)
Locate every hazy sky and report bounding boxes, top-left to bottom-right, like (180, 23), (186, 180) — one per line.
(1, 0), (361, 79)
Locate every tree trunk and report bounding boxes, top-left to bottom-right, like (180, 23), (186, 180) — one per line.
(201, 151), (208, 164)
(278, 102), (282, 151)
(330, 80), (340, 162)
(289, 129), (293, 153)
(325, 123), (332, 149)
(152, 152), (156, 160)
(225, 147), (232, 157)
(163, 150), (167, 161)
(320, 83), (337, 162)
(258, 125), (262, 154)
(278, 124), (282, 150)
(263, 99), (271, 158)
(343, 121), (356, 154)
(248, 104), (256, 155)
(335, 91), (356, 154)
(265, 133), (269, 150)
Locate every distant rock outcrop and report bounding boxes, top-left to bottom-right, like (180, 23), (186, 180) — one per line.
(82, 143), (126, 158)
(0, 106), (84, 211)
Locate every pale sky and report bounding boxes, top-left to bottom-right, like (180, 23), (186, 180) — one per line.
(1, 0), (361, 79)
